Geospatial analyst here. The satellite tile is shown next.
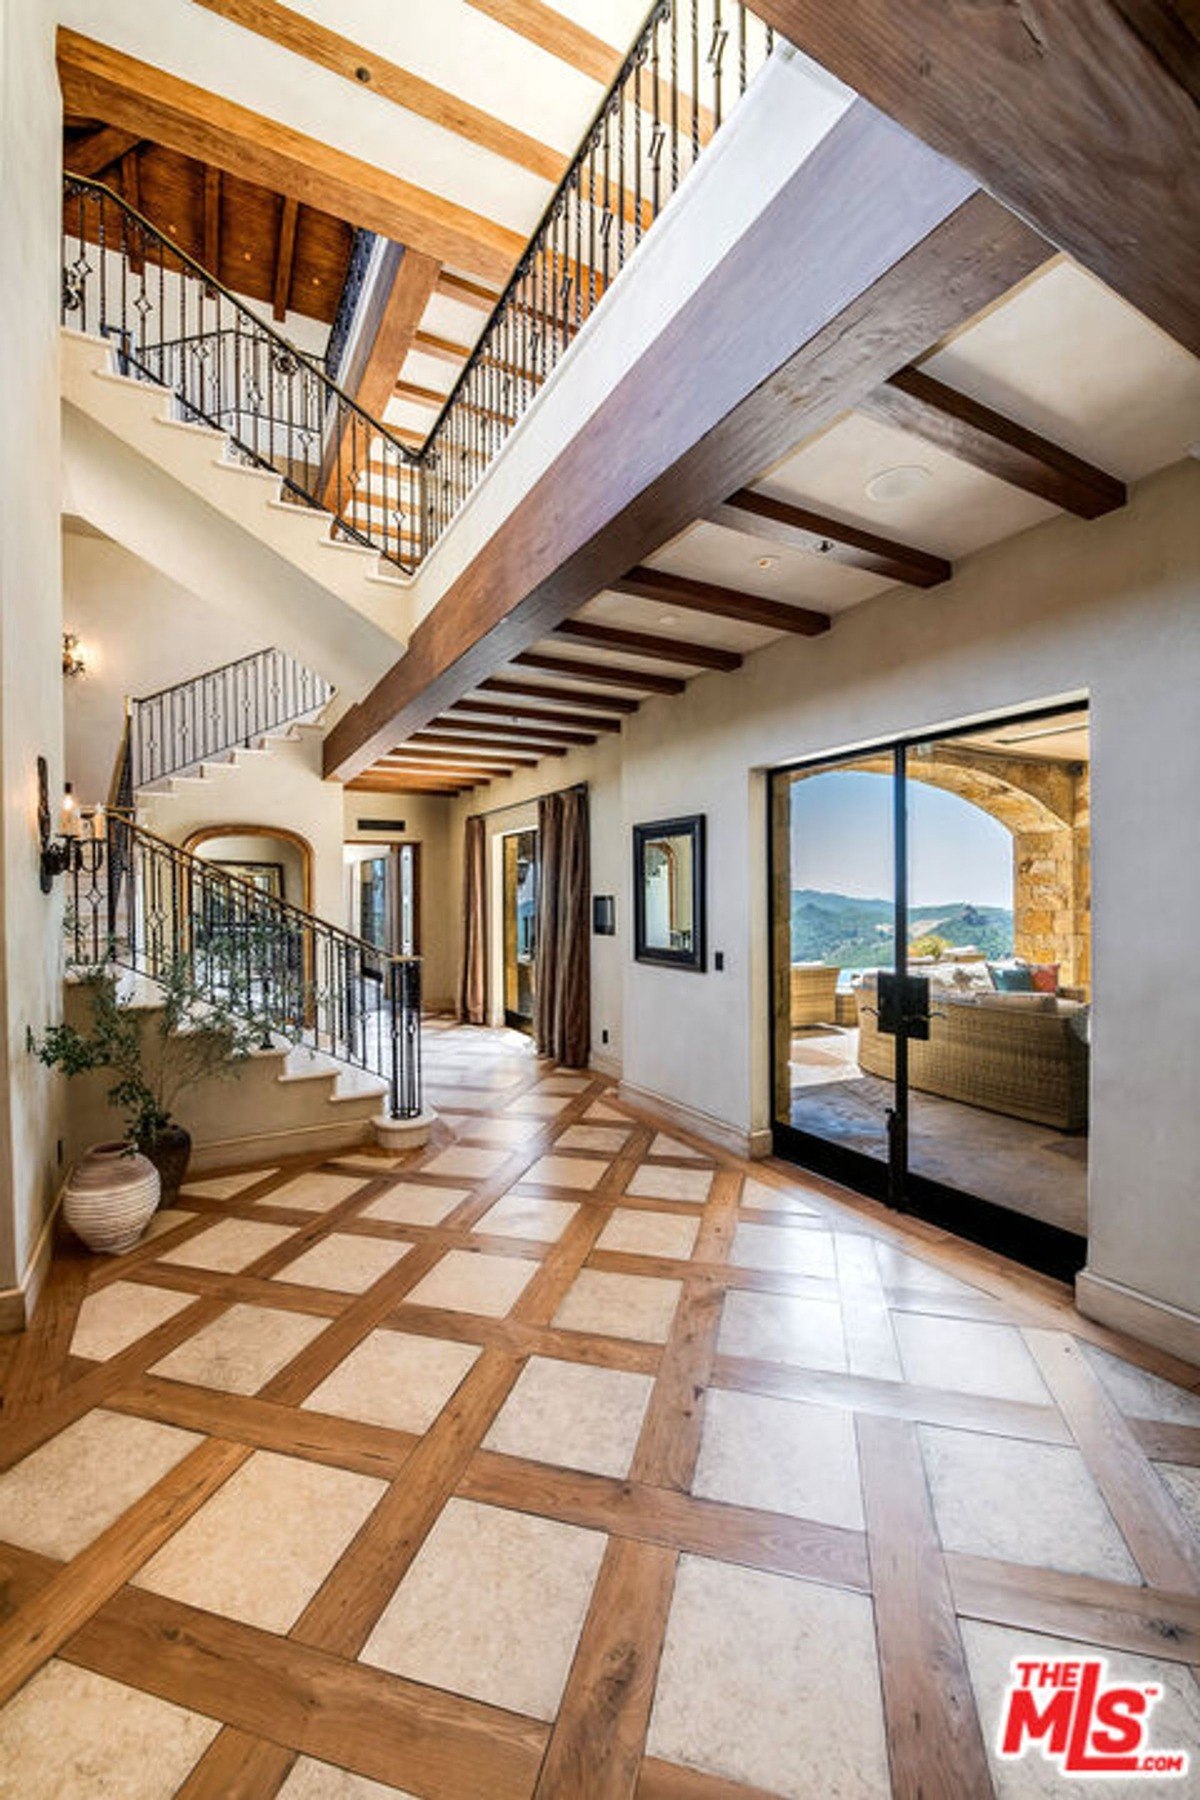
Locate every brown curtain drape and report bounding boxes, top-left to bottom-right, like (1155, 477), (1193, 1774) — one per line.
(535, 787), (590, 1067)
(459, 814), (487, 1025)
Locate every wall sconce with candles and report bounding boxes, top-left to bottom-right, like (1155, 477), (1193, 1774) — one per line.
(62, 631), (87, 678)
(37, 758), (92, 892)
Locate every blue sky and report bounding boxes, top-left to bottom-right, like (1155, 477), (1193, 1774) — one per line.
(788, 769), (1013, 908)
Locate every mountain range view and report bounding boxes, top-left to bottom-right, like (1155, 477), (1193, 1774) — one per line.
(791, 888), (1014, 969)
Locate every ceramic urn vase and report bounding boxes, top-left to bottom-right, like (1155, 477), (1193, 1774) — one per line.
(63, 1141), (160, 1254)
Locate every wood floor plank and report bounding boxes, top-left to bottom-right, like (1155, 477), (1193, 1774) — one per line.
(946, 1551), (1200, 1667)
(856, 1413), (994, 1800)
(629, 1284), (724, 1492)
(1024, 1328), (1200, 1594)
(535, 1537), (677, 1799)
(0, 1236), (90, 1419)
(172, 1728), (297, 1800)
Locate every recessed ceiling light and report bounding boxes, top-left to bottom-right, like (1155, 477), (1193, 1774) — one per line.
(756, 556), (778, 570)
(865, 464), (931, 504)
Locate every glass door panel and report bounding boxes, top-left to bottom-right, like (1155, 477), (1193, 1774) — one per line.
(771, 753), (898, 1188)
(503, 829), (538, 1033)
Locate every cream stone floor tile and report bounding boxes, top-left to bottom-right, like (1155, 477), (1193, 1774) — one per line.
(557, 1124), (631, 1153)
(426, 1086), (501, 1111)
(404, 1249), (536, 1317)
(277, 1759), (418, 1799)
(270, 1171), (368, 1213)
(959, 1619), (1200, 1799)
(920, 1425), (1140, 1582)
(69, 1279), (196, 1361)
(275, 1232), (411, 1293)
(1157, 1462), (1200, 1537)
(730, 1221), (836, 1279)
(596, 1207), (699, 1260)
(717, 1291), (848, 1372)
(0, 1409), (201, 1558)
(134, 1449), (385, 1632)
(893, 1313), (1051, 1406)
(739, 1176), (820, 1216)
(182, 1169), (277, 1200)
(450, 1114), (542, 1145)
(422, 1146), (511, 1179)
(648, 1557), (889, 1798)
(523, 1153), (609, 1191)
(584, 1100), (625, 1122)
(303, 1330), (480, 1433)
(0, 1660), (220, 1800)
(157, 1216), (297, 1273)
(141, 1208), (198, 1242)
(553, 1267), (682, 1343)
(1085, 1344), (1200, 1425)
(475, 1192), (579, 1241)
(536, 1075), (592, 1093)
(873, 1243), (979, 1295)
(482, 1355), (656, 1476)
(693, 1389), (864, 1528)
(361, 1497), (605, 1720)
(504, 1093), (571, 1117)
(150, 1302), (328, 1394)
(625, 1165), (713, 1205)
(649, 1133), (710, 1161)
(361, 1182), (469, 1227)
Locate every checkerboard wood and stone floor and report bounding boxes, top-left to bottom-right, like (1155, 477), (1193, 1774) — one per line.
(1, 1018), (1199, 1798)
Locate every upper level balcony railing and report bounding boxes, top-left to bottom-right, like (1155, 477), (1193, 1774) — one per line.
(62, 1), (776, 573)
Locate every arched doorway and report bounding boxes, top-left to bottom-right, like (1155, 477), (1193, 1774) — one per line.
(183, 824), (315, 911)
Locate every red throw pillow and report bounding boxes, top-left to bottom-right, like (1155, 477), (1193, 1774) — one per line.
(1029, 964), (1060, 993)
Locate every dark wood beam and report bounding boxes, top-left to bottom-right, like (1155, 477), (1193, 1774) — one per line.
(347, 775), (469, 793)
(611, 567), (829, 637)
(271, 196), (297, 321)
(409, 733), (556, 760)
(65, 125), (140, 177)
(451, 698), (623, 733)
(57, 28), (523, 285)
(554, 619), (743, 672)
(119, 147), (143, 273)
(743, 0), (1200, 354)
(325, 104), (1048, 779)
(423, 717), (597, 745)
(512, 654), (686, 696)
(378, 761), (498, 780)
(708, 488), (951, 587)
(480, 677), (639, 715)
(203, 164), (221, 280)
(859, 366), (1126, 518)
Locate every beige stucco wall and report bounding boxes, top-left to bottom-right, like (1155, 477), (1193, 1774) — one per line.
(448, 457), (1200, 1358)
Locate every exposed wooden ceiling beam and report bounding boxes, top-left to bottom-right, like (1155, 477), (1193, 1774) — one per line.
(119, 147), (143, 272)
(414, 330), (471, 365)
(347, 775), (470, 793)
(858, 366), (1127, 519)
(435, 270), (500, 312)
(451, 697), (623, 733)
(203, 164), (221, 279)
(743, 0), (1200, 355)
(324, 107), (1048, 779)
(57, 28), (524, 285)
(65, 124), (140, 177)
(554, 618), (743, 672)
(512, 652), (686, 696)
(394, 378), (516, 428)
(424, 717), (597, 745)
(708, 488), (951, 587)
(379, 759), (499, 777)
(271, 195), (298, 320)
(480, 676), (639, 715)
(191, 0), (565, 182)
(410, 732), (554, 760)
(611, 567), (830, 637)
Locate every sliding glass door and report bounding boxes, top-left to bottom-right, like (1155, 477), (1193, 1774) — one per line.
(770, 706), (1091, 1278)
(502, 829), (538, 1034)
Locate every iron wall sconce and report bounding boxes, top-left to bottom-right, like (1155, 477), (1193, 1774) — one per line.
(38, 759), (83, 892)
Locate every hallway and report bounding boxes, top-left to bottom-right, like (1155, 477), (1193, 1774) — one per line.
(0, 1022), (1198, 1797)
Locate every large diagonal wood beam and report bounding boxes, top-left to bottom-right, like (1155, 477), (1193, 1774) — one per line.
(743, 0), (1200, 354)
(858, 366), (1127, 519)
(57, 29), (524, 286)
(325, 102), (1049, 781)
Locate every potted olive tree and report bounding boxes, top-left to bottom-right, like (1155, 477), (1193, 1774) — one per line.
(31, 958), (269, 1238)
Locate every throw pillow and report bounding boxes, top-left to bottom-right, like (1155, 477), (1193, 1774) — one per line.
(1029, 964), (1060, 993)
(988, 963), (1035, 992)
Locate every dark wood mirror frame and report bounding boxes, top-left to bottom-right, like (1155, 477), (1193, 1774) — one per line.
(633, 814), (706, 972)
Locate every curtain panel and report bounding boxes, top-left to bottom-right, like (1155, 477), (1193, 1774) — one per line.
(535, 787), (590, 1067)
(459, 814), (487, 1025)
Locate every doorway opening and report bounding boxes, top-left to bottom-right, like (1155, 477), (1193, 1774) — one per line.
(345, 842), (419, 956)
(769, 703), (1090, 1279)
(502, 829), (538, 1035)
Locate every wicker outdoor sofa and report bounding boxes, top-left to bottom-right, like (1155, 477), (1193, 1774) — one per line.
(856, 975), (1089, 1131)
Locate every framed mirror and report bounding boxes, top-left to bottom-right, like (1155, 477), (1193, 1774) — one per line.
(633, 815), (706, 971)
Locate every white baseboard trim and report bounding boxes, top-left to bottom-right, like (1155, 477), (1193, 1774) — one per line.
(0, 1191), (64, 1333)
(615, 1082), (763, 1161)
(1076, 1268), (1200, 1368)
(187, 1117), (374, 1172)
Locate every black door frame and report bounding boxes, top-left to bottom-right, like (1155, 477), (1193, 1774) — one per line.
(767, 701), (1089, 1283)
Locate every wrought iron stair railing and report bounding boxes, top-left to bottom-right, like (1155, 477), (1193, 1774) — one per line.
(126, 646), (334, 790)
(66, 814), (422, 1121)
(62, 0), (777, 569)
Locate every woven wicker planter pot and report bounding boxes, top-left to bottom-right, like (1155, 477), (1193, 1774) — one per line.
(63, 1141), (160, 1254)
